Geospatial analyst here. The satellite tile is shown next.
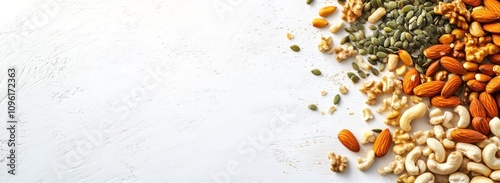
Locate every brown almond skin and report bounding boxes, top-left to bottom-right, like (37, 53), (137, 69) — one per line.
(483, 22), (500, 34)
(485, 0), (500, 17)
(424, 44), (451, 59)
(373, 128), (391, 158)
(413, 81), (445, 97)
(441, 75), (462, 98)
(338, 129), (360, 152)
(463, 0), (481, 6)
(472, 117), (491, 135)
(451, 129), (487, 143)
(403, 69), (420, 95)
(496, 93), (500, 110)
(486, 76), (500, 94)
(440, 56), (467, 75)
(425, 61), (440, 77)
(467, 80), (487, 92)
(470, 98), (487, 118)
(472, 9), (499, 22)
(479, 92), (498, 118)
(479, 64), (496, 75)
(431, 96), (461, 108)
(493, 35), (500, 48)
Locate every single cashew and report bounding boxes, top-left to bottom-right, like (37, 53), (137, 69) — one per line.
(361, 130), (376, 144)
(427, 138), (445, 163)
(434, 125), (445, 140)
(400, 103), (427, 131)
(458, 158), (471, 174)
(490, 170), (500, 181)
(423, 146), (432, 157)
(456, 142), (482, 163)
(414, 130), (435, 145)
(416, 159), (426, 174)
(429, 108), (453, 128)
(427, 151), (463, 175)
(470, 176), (493, 183)
(468, 162), (492, 177)
(449, 172), (469, 183)
(414, 172), (435, 183)
(483, 143), (500, 170)
(446, 127), (456, 140)
(454, 105), (470, 128)
(405, 146), (422, 175)
(378, 155), (405, 175)
(357, 150), (375, 171)
(490, 117), (500, 137)
(443, 139), (455, 149)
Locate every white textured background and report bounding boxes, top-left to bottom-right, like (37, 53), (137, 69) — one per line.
(0, 0), (414, 182)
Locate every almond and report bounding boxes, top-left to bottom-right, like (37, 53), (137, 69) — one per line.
(441, 75), (462, 98)
(470, 98), (487, 118)
(493, 35), (500, 47)
(439, 34), (455, 44)
(486, 76), (500, 93)
(483, 22), (500, 34)
(479, 64), (496, 75)
(440, 56), (467, 75)
(485, 0), (500, 17)
(496, 93), (500, 109)
(464, 0), (481, 6)
(398, 50), (413, 66)
(467, 80), (487, 92)
(403, 69), (420, 95)
(423, 44), (451, 59)
(413, 81), (445, 97)
(373, 128), (391, 158)
(312, 18), (329, 28)
(431, 96), (461, 108)
(472, 9), (499, 23)
(451, 129), (487, 143)
(319, 6), (337, 17)
(480, 92), (498, 118)
(472, 117), (491, 135)
(462, 72), (476, 82)
(425, 60), (440, 77)
(338, 129), (360, 152)
(476, 73), (492, 82)
(463, 61), (479, 72)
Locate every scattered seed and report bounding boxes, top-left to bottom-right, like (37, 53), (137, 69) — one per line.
(379, 63), (386, 72)
(359, 49), (367, 55)
(371, 68), (380, 76)
(350, 75), (360, 83)
(372, 128), (382, 133)
(334, 94), (341, 105)
(290, 45), (300, 52)
(306, 0), (313, 4)
(369, 25), (377, 30)
(376, 52), (387, 58)
(347, 72), (355, 78)
(311, 69), (322, 76)
(308, 104), (317, 111)
(352, 62), (360, 71)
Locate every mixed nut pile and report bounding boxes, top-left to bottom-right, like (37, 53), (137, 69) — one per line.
(296, 0), (500, 182)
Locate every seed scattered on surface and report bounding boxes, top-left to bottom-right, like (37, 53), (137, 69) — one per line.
(352, 62), (360, 71)
(339, 85), (348, 94)
(371, 68), (380, 76)
(358, 70), (367, 78)
(376, 52), (387, 58)
(350, 75), (360, 83)
(306, 0), (313, 4)
(334, 94), (341, 104)
(321, 90), (328, 96)
(372, 128), (382, 133)
(311, 69), (322, 76)
(290, 45), (300, 52)
(347, 72), (355, 78)
(308, 104), (317, 111)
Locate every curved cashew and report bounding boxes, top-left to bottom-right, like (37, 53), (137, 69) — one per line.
(468, 162), (492, 177)
(482, 143), (500, 170)
(423, 146), (432, 157)
(427, 138), (445, 163)
(490, 170), (500, 181)
(449, 172), (469, 183)
(490, 117), (500, 137)
(357, 150), (375, 171)
(456, 142), (482, 163)
(446, 127), (456, 140)
(454, 105), (470, 128)
(427, 151), (463, 175)
(361, 130), (375, 144)
(443, 139), (455, 149)
(400, 103), (427, 131)
(414, 172), (435, 183)
(470, 176), (493, 183)
(405, 146), (423, 175)
(434, 125), (445, 140)
(416, 160), (426, 174)
(429, 108), (453, 128)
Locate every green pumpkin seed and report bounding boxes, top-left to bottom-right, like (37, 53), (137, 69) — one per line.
(359, 49), (368, 55)
(372, 128), (382, 133)
(403, 40), (409, 49)
(394, 41), (403, 48)
(350, 75), (360, 83)
(371, 68), (380, 76)
(290, 45), (300, 52)
(376, 52), (387, 58)
(388, 1), (397, 9)
(358, 70), (367, 78)
(345, 27), (355, 33)
(352, 62), (360, 71)
(379, 63), (386, 71)
(347, 72), (355, 78)
(402, 5), (413, 13)
(349, 34), (356, 42)
(334, 94), (341, 105)
(308, 104), (317, 111)
(369, 25), (377, 30)
(371, 37), (379, 45)
(341, 36), (349, 45)
(384, 27), (393, 33)
(306, 0), (313, 4)
(311, 69), (321, 76)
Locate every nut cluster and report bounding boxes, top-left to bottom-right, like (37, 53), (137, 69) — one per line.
(340, 0), (363, 23)
(434, 0), (470, 29)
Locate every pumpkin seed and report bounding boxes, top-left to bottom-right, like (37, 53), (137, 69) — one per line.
(376, 52), (387, 58)
(352, 62), (360, 71)
(402, 5), (413, 13)
(350, 75), (360, 83)
(358, 70), (367, 78)
(379, 63), (386, 71)
(308, 104), (317, 111)
(347, 72), (355, 78)
(306, 0), (313, 4)
(384, 27), (393, 33)
(369, 25), (377, 30)
(311, 69), (321, 76)
(349, 34), (356, 42)
(340, 36), (349, 45)
(290, 45), (300, 52)
(371, 68), (380, 76)
(372, 129), (382, 133)
(359, 49), (368, 55)
(334, 94), (341, 105)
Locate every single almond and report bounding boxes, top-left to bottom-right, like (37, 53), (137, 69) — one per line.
(483, 22), (500, 34)
(319, 6), (337, 17)
(485, 0), (500, 17)
(413, 81), (445, 97)
(373, 128), (391, 158)
(425, 61), (440, 77)
(479, 64), (496, 75)
(488, 53), (500, 65)
(472, 9), (499, 23)
(464, 0), (482, 6)
(467, 80), (487, 92)
(451, 129), (487, 143)
(486, 76), (500, 93)
(424, 44), (451, 59)
(440, 56), (467, 75)
(338, 129), (360, 152)
(431, 96), (461, 108)
(312, 18), (329, 28)
(472, 117), (491, 135)
(470, 98), (487, 118)
(476, 73), (492, 82)
(441, 75), (462, 98)
(493, 35), (500, 47)
(463, 61), (479, 72)
(479, 92), (498, 118)
(462, 72), (476, 82)
(398, 50), (413, 66)
(439, 34), (455, 44)
(403, 69), (420, 95)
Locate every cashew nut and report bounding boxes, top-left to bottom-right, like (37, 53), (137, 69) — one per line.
(361, 130), (375, 144)
(427, 138), (445, 163)
(434, 125), (445, 140)
(490, 170), (500, 181)
(423, 146), (432, 157)
(400, 103), (427, 131)
(446, 127), (456, 140)
(454, 105), (470, 128)
(443, 139), (455, 149)
(467, 162), (492, 177)
(458, 158), (471, 174)
(357, 150), (375, 171)
(470, 176), (493, 183)
(429, 108), (453, 128)
(427, 151), (463, 175)
(490, 117), (500, 137)
(405, 146), (423, 175)
(414, 130), (435, 145)
(449, 172), (469, 183)
(456, 142), (482, 163)
(378, 155), (405, 175)
(482, 143), (500, 170)
(414, 172), (435, 183)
